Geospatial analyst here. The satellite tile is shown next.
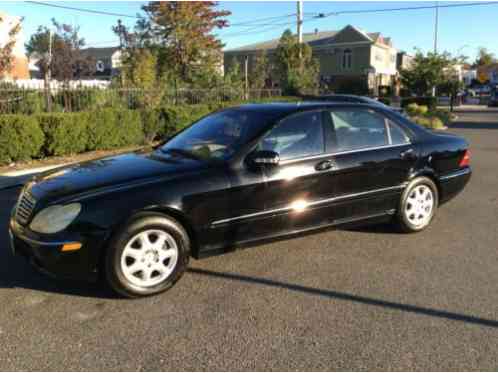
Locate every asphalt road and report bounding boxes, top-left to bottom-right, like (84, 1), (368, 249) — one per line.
(1, 109), (498, 371)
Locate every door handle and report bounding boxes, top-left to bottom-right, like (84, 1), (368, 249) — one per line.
(400, 148), (415, 160)
(315, 160), (335, 171)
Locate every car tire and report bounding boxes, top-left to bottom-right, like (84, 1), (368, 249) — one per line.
(105, 213), (190, 298)
(396, 177), (439, 233)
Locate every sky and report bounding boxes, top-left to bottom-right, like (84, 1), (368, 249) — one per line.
(1, 1), (498, 61)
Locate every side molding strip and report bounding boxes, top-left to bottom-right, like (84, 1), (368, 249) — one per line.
(211, 183), (407, 227)
(439, 168), (471, 181)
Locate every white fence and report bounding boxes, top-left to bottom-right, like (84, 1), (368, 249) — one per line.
(2, 79), (110, 90)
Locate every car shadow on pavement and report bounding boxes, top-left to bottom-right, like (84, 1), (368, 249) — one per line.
(0, 245), (119, 299)
(187, 267), (498, 329)
(345, 223), (403, 235)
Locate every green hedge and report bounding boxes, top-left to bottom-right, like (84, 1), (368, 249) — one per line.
(401, 97), (437, 110)
(0, 97), (299, 165)
(38, 112), (89, 156)
(377, 97), (392, 106)
(0, 115), (45, 164)
(87, 109), (144, 150)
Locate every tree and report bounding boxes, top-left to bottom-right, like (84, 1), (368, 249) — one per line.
(223, 57), (244, 100)
(400, 50), (455, 96)
(250, 52), (270, 90)
(274, 29), (319, 95)
(139, 1), (230, 84)
(474, 47), (495, 67)
(26, 19), (95, 110)
(0, 15), (21, 77)
(50, 20), (95, 84)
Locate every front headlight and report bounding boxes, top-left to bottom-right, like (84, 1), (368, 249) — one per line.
(30, 203), (82, 234)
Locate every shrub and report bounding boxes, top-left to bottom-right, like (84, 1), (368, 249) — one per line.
(377, 97), (391, 106)
(140, 109), (163, 143)
(87, 109), (144, 150)
(0, 115), (45, 164)
(160, 104), (211, 138)
(38, 113), (89, 156)
(406, 103), (428, 116)
(405, 103), (419, 116)
(410, 114), (446, 130)
(401, 96), (437, 110)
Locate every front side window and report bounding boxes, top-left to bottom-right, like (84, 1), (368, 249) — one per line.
(258, 111), (325, 161)
(160, 109), (278, 161)
(327, 110), (389, 152)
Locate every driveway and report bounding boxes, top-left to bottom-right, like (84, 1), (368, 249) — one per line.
(1, 110), (498, 370)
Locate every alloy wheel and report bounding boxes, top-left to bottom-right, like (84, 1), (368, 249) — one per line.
(404, 185), (435, 228)
(120, 229), (179, 288)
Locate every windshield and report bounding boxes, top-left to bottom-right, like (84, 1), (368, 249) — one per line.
(160, 109), (278, 161)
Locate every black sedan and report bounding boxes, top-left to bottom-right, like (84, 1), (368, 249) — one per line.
(9, 102), (471, 297)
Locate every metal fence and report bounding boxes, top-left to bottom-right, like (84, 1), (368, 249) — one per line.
(0, 87), (283, 115)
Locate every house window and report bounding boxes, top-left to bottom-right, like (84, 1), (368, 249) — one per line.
(342, 49), (352, 70)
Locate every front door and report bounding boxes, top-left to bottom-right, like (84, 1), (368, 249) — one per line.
(250, 110), (340, 235)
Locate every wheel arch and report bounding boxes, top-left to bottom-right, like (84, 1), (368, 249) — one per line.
(407, 168), (442, 205)
(98, 206), (199, 280)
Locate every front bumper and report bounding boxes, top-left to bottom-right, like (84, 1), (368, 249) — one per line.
(9, 218), (107, 282)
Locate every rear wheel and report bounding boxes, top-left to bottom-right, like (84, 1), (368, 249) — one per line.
(105, 214), (190, 298)
(396, 177), (438, 233)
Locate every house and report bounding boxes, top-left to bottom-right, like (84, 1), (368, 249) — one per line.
(0, 11), (29, 79)
(477, 63), (498, 85)
(224, 25), (398, 95)
(80, 47), (122, 80)
(396, 52), (414, 71)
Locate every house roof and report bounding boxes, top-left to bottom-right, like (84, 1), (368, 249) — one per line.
(225, 25), (391, 53)
(81, 47), (120, 59)
(226, 30), (338, 52)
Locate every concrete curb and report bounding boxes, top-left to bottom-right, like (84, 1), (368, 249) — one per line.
(0, 164), (65, 190)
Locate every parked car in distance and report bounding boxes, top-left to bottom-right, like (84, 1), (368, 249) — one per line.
(10, 102), (471, 297)
(488, 91), (498, 107)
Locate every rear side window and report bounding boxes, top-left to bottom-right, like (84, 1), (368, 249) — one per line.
(258, 111), (325, 161)
(327, 109), (389, 152)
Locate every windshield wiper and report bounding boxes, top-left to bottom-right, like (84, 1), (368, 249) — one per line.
(159, 148), (202, 160)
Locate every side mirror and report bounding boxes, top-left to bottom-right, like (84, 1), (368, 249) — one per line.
(247, 150), (280, 167)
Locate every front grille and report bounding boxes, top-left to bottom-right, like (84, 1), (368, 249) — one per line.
(16, 190), (36, 225)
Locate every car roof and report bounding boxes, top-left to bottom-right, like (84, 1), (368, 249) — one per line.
(229, 101), (379, 116)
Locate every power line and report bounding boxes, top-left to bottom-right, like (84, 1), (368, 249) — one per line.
(229, 13), (296, 27)
(312, 1), (498, 18)
(222, 14), (316, 39)
(25, 1), (142, 19)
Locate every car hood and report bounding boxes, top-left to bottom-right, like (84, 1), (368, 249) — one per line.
(29, 150), (203, 201)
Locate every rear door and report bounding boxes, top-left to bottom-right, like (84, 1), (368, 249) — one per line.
(322, 107), (417, 220)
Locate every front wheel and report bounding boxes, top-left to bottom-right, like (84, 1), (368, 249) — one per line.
(396, 177), (438, 233)
(105, 214), (190, 298)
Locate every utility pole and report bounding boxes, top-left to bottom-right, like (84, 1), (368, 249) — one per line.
(432, 1), (439, 97)
(44, 28), (53, 112)
(297, 0), (303, 61)
(433, 1), (439, 54)
(297, 0), (303, 44)
(244, 55), (249, 100)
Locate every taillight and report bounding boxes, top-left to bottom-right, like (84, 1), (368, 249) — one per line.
(459, 149), (470, 167)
